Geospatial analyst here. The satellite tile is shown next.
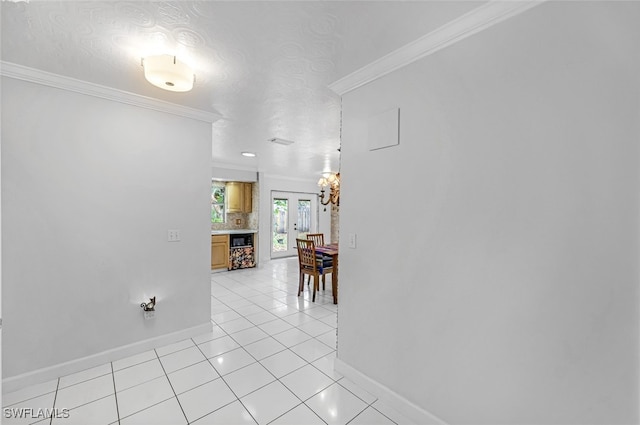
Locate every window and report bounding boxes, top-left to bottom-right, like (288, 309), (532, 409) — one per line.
(211, 182), (225, 223)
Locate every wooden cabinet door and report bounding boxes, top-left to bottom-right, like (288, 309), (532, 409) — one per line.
(226, 182), (243, 213)
(211, 235), (229, 270)
(227, 182), (252, 213)
(243, 183), (252, 212)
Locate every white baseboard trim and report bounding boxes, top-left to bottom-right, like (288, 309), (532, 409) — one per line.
(334, 358), (448, 425)
(2, 322), (212, 394)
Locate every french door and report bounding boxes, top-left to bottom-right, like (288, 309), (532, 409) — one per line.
(271, 191), (318, 258)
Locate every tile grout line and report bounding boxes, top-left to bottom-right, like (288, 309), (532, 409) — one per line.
(217, 306), (334, 344)
(343, 405), (374, 425)
(277, 314), (380, 423)
(211, 262), (353, 424)
(266, 400), (328, 425)
(211, 280), (339, 362)
(204, 288), (336, 424)
(47, 378), (60, 425)
(210, 308), (337, 381)
(8, 259), (348, 425)
(215, 303), (338, 425)
(153, 348), (189, 425)
(192, 339), (260, 425)
(110, 362), (121, 425)
(224, 282), (338, 425)
(369, 403), (401, 425)
(113, 361), (181, 422)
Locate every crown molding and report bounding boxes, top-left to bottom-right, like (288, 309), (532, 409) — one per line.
(329, 0), (547, 95)
(0, 61), (221, 123)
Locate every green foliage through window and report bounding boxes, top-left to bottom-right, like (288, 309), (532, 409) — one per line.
(272, 198), (288, 252)
(211, 183), (225, 223)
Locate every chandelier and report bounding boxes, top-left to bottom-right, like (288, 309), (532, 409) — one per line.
(318, 173), (340, 207)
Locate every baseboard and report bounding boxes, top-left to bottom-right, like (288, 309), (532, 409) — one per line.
(2, 322), (212, 394)
(334, 358), (448, 425)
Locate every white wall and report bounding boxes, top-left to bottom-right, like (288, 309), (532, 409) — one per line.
(211, 165), (258, 182)
(2, 78), (212, 381)
(338, 2), (639, 424)
(258, 173), (331, 264)
(0, 78), (3, 402)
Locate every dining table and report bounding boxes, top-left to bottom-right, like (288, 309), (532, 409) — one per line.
(315, 243), (339, 304)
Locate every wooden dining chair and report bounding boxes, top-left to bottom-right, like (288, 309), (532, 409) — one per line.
(307, 233), (331, 290)
(306, 233), (325, 246)
(296, 238), (333, 302)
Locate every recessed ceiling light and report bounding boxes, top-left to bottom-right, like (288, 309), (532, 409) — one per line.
(241, 152), (256, 157)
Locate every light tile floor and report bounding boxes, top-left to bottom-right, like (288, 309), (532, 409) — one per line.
(3, 257), (412, 425)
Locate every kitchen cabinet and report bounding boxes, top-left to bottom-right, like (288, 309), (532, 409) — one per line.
(243, 182), (253, 212)
(211, 234), (229, 270)
(226, 182), (252, 213)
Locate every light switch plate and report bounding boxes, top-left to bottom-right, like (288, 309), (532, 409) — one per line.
(348, 233), (357, 249)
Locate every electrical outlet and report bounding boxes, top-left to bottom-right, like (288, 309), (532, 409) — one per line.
(167, 229), (181, 242)
(143, 310), (155, 320)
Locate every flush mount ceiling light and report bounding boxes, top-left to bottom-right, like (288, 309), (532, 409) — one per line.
(141, 54), (194, 92)
(241, 152), (256, 157)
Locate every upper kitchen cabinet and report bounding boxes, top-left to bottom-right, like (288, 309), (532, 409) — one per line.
(243, 182), (253, 212)
(226, 182), (252, 213)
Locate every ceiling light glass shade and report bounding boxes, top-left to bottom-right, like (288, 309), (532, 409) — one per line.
(318, 173), (340, 207)
(142, 55), (194, 92)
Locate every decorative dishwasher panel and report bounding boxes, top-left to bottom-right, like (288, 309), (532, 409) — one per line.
(229, 246), (256, 270)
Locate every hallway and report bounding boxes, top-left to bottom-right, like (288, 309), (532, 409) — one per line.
(2, 258), (410, 424)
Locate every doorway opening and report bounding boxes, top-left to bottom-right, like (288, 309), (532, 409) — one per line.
(271, 191), (318, 258)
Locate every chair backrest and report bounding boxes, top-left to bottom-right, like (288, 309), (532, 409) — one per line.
(306, 233), (324, 247)
(296, 238), (317, 271)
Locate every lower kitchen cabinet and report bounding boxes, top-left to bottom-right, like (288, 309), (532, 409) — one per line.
(211, 235), (229, 270)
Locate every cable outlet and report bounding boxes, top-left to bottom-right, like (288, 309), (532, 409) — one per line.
(143, 310), (155, 320)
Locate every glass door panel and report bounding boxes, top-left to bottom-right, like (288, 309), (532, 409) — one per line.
(297, 200), (311, 240)
(272, 198), (288, 254)
(271, 192), (317, 258)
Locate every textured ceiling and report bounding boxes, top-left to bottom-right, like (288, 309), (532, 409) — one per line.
(1, 1), (481, 179)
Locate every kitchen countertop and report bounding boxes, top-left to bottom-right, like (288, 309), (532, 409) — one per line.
(211, 229), (258, 235)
